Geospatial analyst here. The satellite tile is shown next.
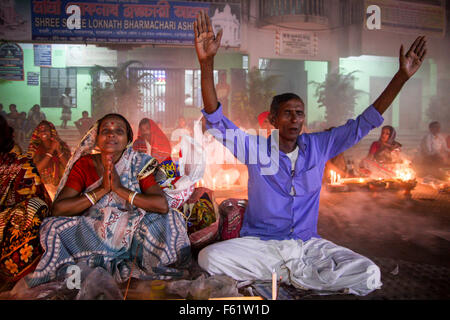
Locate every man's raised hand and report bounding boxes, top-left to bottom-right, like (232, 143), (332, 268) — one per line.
(194, 10), (223, 63)
(399, 36), (427, 81)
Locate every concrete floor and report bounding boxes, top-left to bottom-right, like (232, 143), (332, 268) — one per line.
(216, 182), (450, 300)
(1, 182), (448, 300)
(300, 184), (450, 299)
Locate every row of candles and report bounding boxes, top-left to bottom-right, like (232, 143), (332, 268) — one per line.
(195, 174), (232, 190)
(329, 170), (366, 185)
(329, 168), (415, 187)
(194, 166), (414, 190)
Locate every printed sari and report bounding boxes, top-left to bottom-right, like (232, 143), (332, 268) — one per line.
(0, 148), (51, 283)
(26, 123), (191, 288)
(361, 126), (403, 179)
(27, 121), (71, 199)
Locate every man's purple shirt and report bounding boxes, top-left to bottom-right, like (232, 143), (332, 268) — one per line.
(202, 104), (384, 241)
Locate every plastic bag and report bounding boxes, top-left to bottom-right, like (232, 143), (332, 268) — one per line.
(165, 274), (242, 300)
(163, 132), (206, 209)
(0, 260), (123, 300)
(0, 276), (69, 300)
(76, 266), (123, 300)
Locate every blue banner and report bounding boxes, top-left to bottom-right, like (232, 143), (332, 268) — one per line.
(30, 0), (241, 46)
(27, 72), (40, 85)
(34, 44), (52, 66)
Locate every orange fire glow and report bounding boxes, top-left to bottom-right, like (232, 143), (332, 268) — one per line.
(393, 161), (416, 181)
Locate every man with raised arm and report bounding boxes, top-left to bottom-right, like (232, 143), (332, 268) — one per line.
(194, 11), (426, 296)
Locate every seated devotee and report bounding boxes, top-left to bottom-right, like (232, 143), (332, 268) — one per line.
(74, 110), (94, 138)
(133, 118), (172, 163)
(25, 113), (191, 288)
(6, 104), (20, 130)
(420, 121), (449, 167)
(194, 11), (426, 296)
(26, 104), (46, 138)
(27, 121), (72, 199)
(368, 125), (402, 163)
(0, 115), (51, 285)
(359, 125), (403, 179)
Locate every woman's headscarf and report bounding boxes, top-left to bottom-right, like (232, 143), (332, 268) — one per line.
(27, 121), (71, 186)
(133, 118), (172, 163)
(27, 120), (71, 159)
(379, 125), (402, 148)
(54, 114), (138, 198)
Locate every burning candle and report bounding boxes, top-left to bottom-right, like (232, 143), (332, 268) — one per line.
(225, 174), (230, 189)
(212, 177), (216, 190)
(272, 268), (277, 300)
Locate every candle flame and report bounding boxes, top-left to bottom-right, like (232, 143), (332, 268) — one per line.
(329, 170), (342, 185)
(394, 161), (416, 181)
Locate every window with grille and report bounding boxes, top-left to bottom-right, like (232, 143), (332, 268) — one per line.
(40, 67), (77, 108)
(138, 69), (166, 114)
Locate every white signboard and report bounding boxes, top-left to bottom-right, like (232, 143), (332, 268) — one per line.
(276, 31), (318, 57)
(65, 45), (117, 67)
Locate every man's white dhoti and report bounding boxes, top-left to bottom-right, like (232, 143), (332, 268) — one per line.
(198, 237), (382, 296)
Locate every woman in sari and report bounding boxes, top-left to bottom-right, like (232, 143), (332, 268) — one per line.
(368, 125), (402, 163)
(26, 113), (191, 288)
(360, 125), (403, 179)
(0, 115), (51, 285)
(132, 118), (172, 163)
(27, 120), (71, 199)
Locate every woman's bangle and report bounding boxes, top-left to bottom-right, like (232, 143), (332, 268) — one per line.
(84, 192), (95, 205)
(128, 191), (138, 206)
(46, 152), (53, 158)
(89, 191), (98, 203)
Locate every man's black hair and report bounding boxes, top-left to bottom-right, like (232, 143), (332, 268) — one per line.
(270, 93), (304, 117)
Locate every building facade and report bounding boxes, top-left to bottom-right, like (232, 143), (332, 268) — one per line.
(0, 0), (448, 134)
